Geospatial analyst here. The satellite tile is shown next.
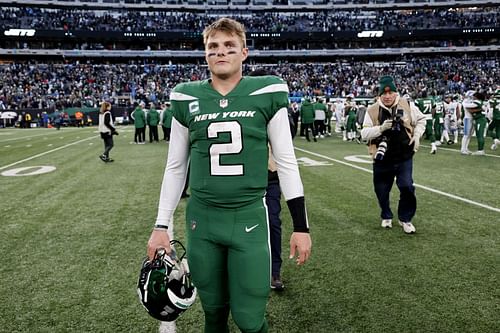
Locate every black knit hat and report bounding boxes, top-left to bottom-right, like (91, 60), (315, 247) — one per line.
(378, 76), (397, 95)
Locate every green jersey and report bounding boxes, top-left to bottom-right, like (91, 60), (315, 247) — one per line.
(170, 75), (289, 208)
(490, 99), (500, 120)
(434, 100), (444, 120)
(415, 98), (435, 120)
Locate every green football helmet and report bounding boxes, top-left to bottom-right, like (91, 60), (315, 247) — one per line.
(137, 241), (197, 322)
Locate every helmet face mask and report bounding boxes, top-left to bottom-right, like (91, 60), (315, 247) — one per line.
(137, 241), (197, 322)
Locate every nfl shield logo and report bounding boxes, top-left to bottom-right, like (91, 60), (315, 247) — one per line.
(219, 99), (228, 108)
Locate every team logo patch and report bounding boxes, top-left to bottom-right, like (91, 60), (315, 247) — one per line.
(189, 101), (200, 114)
(190, 220), (197, 230)
(219, 99), (228, 108)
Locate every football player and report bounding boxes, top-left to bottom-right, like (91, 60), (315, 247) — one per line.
(334, 98), (345, 134)
(442, 95), (461, 144)
(463, 91), (488, 155)
(488, 89), (500, 150)
(344, 94), (358, 142)
(147, 18), (312, 333)
(415, 95), (439, 154)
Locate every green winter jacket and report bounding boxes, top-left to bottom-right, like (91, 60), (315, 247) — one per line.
(147, 108), (160, 126)
(132, 108), (146, 128)
(161, 108), (173, 128)
(300, 99), (315, 124)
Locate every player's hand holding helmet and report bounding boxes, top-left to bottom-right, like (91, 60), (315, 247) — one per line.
(137, 240), (197, 322)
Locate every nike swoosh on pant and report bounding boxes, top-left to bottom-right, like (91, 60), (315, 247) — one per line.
(245, 224), (259, 232)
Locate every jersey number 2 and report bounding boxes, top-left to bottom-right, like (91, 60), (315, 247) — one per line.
(207, 121), (243, 176)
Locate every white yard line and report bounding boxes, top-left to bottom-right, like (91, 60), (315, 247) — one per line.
(0, 136), (97, 171)
(419, 144), (500, 158)
(294, 147), (500, 214)
(0, 128), (88, 143)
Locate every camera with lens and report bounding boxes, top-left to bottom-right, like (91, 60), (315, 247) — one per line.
(392, 109), (404, 132)
(374, 137), (388, 161)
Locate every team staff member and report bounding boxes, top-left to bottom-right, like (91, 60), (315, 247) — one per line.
(300, 97), (316, 142)
(361, 76), (426, 234)
(147, 102), (160, 143)
(147, 18), (312, 333)
(160, 102), (173, 141)
(131, 102), (146, 144)
(98, 101), (118, 163)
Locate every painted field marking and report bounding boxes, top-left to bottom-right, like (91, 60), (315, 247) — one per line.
(295, 147), (500, 214)
(2, 166), (56, 177)
(0, 136), (97, 171)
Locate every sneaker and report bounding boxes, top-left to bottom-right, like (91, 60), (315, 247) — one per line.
(447, 140), (454, 145)
(271, 276), (284, 291)
(99, 154), (107, 162)
(472, 150), (485, 156)
(381, 219), (392, 229)
(399, 221), (416, 234)
(430, 148), (436, 154)
(491, 139), (499, 150)
(461, 150), (471, 155)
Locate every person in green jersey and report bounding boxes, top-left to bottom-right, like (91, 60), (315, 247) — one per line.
(147, 18), (312, 333)
(463, 91), (488, 155)
(488, 89), (500, 150)
(415, 96), (439, 154)
(433, 97), (445, 143)
(344, 94), (358, 142)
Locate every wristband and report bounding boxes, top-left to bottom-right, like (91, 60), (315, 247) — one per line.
(153, 224), (169, 231)
(286, 196), (310, 233)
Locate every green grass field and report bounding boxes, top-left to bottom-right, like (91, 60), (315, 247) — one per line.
(1, 126), (499, 333)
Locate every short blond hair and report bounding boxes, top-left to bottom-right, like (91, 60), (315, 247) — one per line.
(100, 101), (111, 113)
(202, 18), (246, 49)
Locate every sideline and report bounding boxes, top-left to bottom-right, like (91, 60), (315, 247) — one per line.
(0, 135), (98, 171)
(294, 146), (500, 214)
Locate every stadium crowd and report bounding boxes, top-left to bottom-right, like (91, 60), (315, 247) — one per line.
(0, 56), (498, 110)
(0, 6), (497, 32)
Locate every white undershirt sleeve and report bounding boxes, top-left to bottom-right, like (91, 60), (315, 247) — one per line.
(155, 117), (190, 229)
(267, 107), (304, 200)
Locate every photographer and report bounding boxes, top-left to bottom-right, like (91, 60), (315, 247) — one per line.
(361, 76), (426, 234)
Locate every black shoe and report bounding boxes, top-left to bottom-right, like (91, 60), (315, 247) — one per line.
(271, 276), (284, 291)
(107, 158), (114, 163)
(99, 155), (107, 162)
